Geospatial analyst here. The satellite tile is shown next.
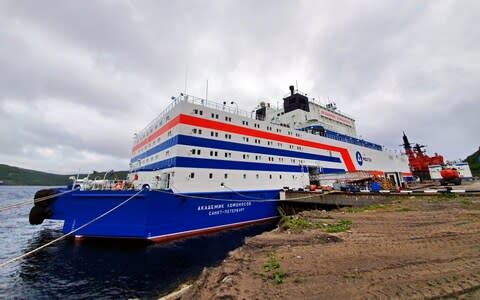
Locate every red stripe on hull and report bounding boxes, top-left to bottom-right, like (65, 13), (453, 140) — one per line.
(149, 216), (279, 243)
(73, 217), (279, 243)
(179, 115), (356, 172)
(132, 115), (181, 152)
(132, 113), (357, 172)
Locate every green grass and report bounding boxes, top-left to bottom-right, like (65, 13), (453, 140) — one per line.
(325, 220), (352, 233)
(263, 253), (286, 284)
(277, 207), (322, 232)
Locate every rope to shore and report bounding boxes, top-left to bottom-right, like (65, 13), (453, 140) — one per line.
(0, 189), (144, 269)
(0, 188), (79, 213)
(164, 185), (321, 202)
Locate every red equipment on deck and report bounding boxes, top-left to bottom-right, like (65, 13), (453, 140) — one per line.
(439, 168), (461, 185)
(402, 132), (444, 180)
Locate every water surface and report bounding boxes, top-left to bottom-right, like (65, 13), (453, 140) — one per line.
(0, 186), (275, 299)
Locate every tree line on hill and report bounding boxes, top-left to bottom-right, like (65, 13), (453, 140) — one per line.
(0, 164), (128, 186)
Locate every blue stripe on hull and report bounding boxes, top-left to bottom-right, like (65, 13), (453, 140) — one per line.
(131, 135), (341, 164)
(50, 189), (280, 240)
(132, 156), (346, 173)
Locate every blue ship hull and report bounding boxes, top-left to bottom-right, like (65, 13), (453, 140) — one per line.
(45, 189), (280, 242)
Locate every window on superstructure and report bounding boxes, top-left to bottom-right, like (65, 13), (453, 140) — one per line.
(211, 113), (215, 118)
(267, 141), (272, 146)
(199, 110), (203, 115)
(210, 151), (214, 156)
(194, 109), (198, 114)
(166, 150), (170, 156)
(243, 137), (249, 142)
(256, 174), (259, 179)
(225, 134), (232, 139)
(190, 173), (195, 178)
(278, 143), (283, 147)
(216, 114), (219, 119)
(279, 174), (282, 179)
(209, 173), (213, 179)
(214, 151), (218, 156)
(243, 174), (247, 179)
(269, 174), (272, 179)
(224, 173), (228, 179)
(192, 128), (197, 134)
(289, 145), (294, 149)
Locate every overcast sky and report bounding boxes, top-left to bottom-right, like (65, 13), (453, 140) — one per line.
(1, 0), (479, 174)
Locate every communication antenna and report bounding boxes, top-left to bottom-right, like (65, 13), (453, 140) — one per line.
(205, 79), (209, 101)
(295, 80), (299, 92)
(184, 64), (188, 95)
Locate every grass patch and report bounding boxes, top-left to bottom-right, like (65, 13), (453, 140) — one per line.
(325, 220), (352, 233)
(342, 204), (386, 213)
(278, 207), (323, 233)
(263, 253), (286, 284)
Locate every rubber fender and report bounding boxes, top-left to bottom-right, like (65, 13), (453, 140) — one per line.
(33, 188), (57, 208)
(29, 205), (51, 225)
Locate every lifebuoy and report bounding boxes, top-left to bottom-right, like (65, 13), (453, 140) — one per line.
(115, 181), (123, 190)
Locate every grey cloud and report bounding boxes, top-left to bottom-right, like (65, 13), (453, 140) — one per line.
(0, 0), (479, 173)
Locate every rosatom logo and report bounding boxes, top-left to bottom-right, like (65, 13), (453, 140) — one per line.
(356, 151), (363, 166)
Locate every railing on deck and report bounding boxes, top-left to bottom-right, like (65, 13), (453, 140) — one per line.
(135, 94), (254, 143)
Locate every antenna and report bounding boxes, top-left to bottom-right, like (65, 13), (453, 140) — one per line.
(205, 79), (209, 101)
(184, 64), (188, 95)
(295, 80), (299, 92)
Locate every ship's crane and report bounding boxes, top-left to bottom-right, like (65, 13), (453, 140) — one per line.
(401, 132), (444, 181)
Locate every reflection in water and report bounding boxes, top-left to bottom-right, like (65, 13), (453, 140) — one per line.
(16, 222), (276, 299)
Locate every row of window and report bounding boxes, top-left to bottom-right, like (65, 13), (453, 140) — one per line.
(136, 146), (308, 166)
(191, 149), (306, 164)
(192, 128), (304, 150)
(189, 172), (298, 180)
(193, 108), (304, 137)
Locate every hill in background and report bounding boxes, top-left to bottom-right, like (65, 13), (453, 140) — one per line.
(465, 147), (480, 177)
(0, 164), (128, 186)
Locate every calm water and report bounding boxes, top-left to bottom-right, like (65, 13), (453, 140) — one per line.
(0, 186), (275, 299)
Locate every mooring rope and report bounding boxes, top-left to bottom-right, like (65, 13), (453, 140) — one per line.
(166, 184), (320, 202)
(0, 188), (79, 213)
(0, 189), (144, 268)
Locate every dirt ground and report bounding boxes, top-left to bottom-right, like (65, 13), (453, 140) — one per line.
(180, 195), (480, 300)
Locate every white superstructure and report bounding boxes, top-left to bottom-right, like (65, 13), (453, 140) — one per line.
(127, 87), (411, 192)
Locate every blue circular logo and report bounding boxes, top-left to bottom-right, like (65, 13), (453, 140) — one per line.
(356, 151), (363, 166)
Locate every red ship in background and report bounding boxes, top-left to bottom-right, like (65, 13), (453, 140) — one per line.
(402, 132), (444, 180)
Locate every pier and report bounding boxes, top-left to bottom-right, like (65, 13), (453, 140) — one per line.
(279, 189), (480, 214)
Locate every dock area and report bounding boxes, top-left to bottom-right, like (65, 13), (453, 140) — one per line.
(279, 180), (480, 213)
(179, 189), (480, 300)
